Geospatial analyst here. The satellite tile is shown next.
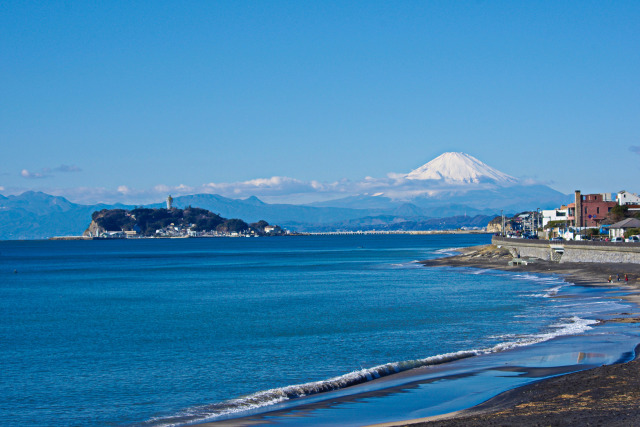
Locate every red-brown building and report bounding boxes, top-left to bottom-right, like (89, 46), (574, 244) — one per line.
(567, 191), (617, 228)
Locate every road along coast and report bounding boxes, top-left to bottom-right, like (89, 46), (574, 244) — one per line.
(382, 244), (640, 427)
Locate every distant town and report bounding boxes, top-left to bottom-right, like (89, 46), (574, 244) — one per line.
(492, 190), (640, 243)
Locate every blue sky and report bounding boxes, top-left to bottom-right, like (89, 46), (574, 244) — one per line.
(1, 1), (639, 204)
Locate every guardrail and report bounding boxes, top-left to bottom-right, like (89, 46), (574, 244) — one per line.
(492, 236), (640, 248)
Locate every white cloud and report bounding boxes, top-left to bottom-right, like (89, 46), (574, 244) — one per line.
(20, 164), (82, 179)
(203, 176), (327, 197)
(21, 169), (49, 179)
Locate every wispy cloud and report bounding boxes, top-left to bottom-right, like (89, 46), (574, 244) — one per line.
(20, 164), (82, 179)
(53, 164), (82, 173)
(203, 176), (339, 197)
(629, 146), (640, 155)
(21, 169), (50, 179)
(16, 155), (542, 205)
(117, 185), (131, 195)
(37, 169), (533, 205)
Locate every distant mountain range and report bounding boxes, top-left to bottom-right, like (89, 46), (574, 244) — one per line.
(0, 192), (130, 240)
(0, 152), (572, 239)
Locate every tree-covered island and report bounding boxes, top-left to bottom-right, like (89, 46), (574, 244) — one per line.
(84, 207), (284, 238)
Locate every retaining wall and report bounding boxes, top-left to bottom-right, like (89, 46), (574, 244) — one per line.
(492, 236), (640, 264)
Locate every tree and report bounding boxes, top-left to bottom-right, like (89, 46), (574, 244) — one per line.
(624, 228), (640, 238)
(217, 218), (249, 233)
(93, 209), (134, 231)
(609, 205), (629, 222)
(585, 228), (599, 237)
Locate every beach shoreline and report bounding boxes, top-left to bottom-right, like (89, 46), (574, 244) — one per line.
(377, 244), (640, 427)
(197, 242), (640, 427)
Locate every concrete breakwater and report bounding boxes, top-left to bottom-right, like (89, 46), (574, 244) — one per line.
(492, 236), (640, 264)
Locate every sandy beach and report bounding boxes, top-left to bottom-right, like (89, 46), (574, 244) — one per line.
(381, 244), (640, 427)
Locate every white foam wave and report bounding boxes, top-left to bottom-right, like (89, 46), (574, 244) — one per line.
(389, 260), (424, 269)
(512, 273), (564, 284)
(486, 316), (596, 354)
(471, 268), (492, 275)
(146, 314), (598, 427)
(432, 247), (465, 257)
(521, 285), (563, 298)
(146, 350), (480, 426)
(434, 247), (463, 254)
(540, 285), (564, 298)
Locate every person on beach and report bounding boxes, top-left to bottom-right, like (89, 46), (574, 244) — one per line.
(608, 275), (612, 283)
(625, 274), (629, 284)
(617, 273), (621, 281)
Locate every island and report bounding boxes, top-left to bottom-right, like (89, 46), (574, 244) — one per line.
(83, 207), (284, 238)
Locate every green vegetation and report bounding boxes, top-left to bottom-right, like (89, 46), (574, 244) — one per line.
(544, 220), (567, 229)
(90, 206), (277, 236)
(609, 205), (629, 222)
(602, 204), (640, 225)
(585, 228), (600, 237)
(624, 228), (640, 238)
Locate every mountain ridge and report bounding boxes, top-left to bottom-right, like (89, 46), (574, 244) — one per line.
(0, 152), (573, 239)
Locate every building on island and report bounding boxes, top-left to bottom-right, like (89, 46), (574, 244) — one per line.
(264, 225), (278, 234)
(167, 195), (173, 210)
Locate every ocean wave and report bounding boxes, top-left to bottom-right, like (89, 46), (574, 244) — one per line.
(433, 247), (464, 256)
(389, 260), (424, 269)
(471, 268), (492, 275)
(145, 315), (598, 427)
(524, 285), (564, 298)
(512, 273), (565, 284)
(522, 285), (565, 298)
(145, 350), (480, 426)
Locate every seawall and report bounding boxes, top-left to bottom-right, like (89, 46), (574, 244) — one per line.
(492, 236), (640, 264)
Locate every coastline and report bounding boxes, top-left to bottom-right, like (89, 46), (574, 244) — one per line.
(380, 244), (640, 427)
(195, 242), (640, 427)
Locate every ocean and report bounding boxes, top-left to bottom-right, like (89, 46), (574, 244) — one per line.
(1, 234), (638, 426)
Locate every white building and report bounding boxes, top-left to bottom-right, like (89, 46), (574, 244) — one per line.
(542, 208), (569, 228)
(617, 191), (640, 206)
(608, 218), (640, 238)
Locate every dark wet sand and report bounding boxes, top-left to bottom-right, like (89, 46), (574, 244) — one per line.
(382, 245), (640, 427)
(385, 348), (640, 427)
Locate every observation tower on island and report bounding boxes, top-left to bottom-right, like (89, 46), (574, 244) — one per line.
(166, 195), (173, 210)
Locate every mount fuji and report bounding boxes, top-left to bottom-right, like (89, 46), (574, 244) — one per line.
(310, 152), (569, 215)
(405, 152), (518, 185)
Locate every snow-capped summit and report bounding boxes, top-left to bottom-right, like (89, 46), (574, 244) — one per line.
(405, 152), (518, 185)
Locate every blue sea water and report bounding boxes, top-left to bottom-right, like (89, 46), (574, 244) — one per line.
(0, 235), (638, 426)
